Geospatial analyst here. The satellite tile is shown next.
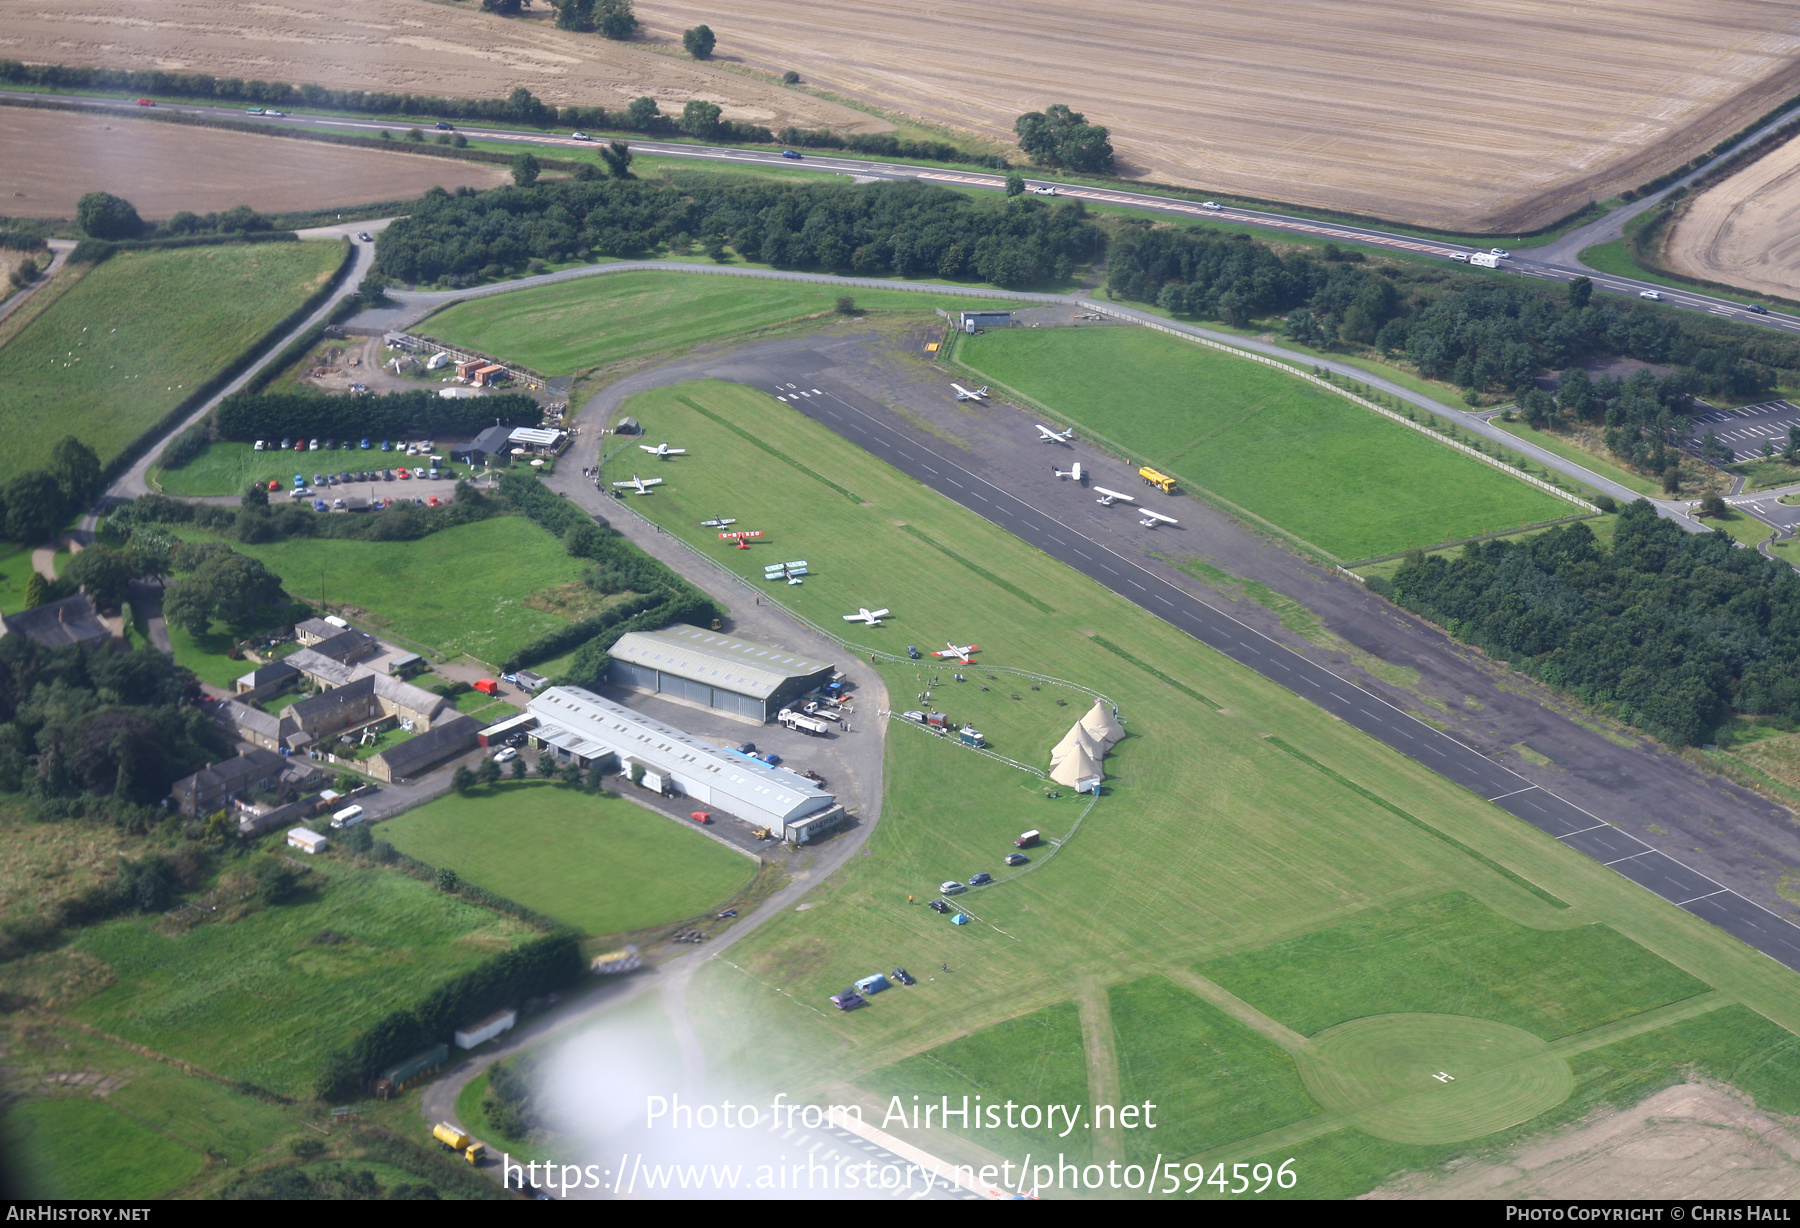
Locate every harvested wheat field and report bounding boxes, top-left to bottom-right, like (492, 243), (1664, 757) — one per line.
(0, 0), (879, 136)
(1662, 136), (1800, 299)
(1365, 1083), (1800, 1200)
(0, 107), (511, 219)
(630, 0), (1800, 232)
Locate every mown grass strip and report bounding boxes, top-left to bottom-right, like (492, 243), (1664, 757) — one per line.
(1264, 735), (1569, 910)
(1090, 634), (1223, 710)
(676, 394), (864, 503)
(896, 523), (1053, 613)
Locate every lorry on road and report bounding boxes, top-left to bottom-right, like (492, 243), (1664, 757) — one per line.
(432, 1122), (487, 1164)
(779, 709), (831, 736)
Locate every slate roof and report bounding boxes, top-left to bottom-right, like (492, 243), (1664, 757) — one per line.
(2, 594), (111, 650)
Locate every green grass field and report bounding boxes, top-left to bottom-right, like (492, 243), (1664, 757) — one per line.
(580, 376), (1800, 1197)
(0, 242), (344, 482)
(64, 859), (536, 1097)
(955, 327), (1577, 561)
(227, 516), (591, 665)
(1486, 419), (1662, 496)
(377, 781), (756, 936)
(0, 1097), (203, 1198)
(423, 270), (1019, 375)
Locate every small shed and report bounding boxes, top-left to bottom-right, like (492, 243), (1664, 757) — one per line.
(959, 310), (1014, 333)
(454, 1008), (518, 1050)
(616, 417), (640, 435)
(287, 827), (328, 854)
(470, 364), (507, 387)
(454, 358), (486, 380)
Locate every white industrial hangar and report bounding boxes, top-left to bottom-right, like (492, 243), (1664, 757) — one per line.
(607, 626), (837, 725)
(525, 686), (846, 842)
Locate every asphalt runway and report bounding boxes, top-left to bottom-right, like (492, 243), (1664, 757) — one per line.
(719, 343), (1800, 974)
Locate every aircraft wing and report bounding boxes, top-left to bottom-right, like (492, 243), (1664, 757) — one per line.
(1093, 486), (1135, 503)
(869, 609), (891, 619)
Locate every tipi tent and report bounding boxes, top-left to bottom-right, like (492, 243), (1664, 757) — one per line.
(1048, 739), (1103, 792)
(1078, 700), (1125, 751)
(1050, 724), (1103, 768)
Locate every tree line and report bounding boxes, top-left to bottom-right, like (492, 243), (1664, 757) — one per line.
(0, 437), (103, 548)
(375, 177), (1103, 288)
(1368, 501), (1800, 746)
(211, 388), (541, 443)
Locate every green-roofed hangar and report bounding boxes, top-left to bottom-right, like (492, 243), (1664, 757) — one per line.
(607, 626), (837, 725)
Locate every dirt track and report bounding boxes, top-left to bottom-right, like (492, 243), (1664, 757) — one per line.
(0, 106), (511, 218)
(0, 0), (880, 135)
(1366, 1082), (1800, 1200)
(1662, 135), (1800, 298)
(627, 0), (1800, 232)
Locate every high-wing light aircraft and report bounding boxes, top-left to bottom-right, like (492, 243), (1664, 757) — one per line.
(953, 384), (990, 401)
(1036, 424), (1075, 443)
(1138, 509), (1180, 528)
(1093, 486), (1135, 506)
(1053, 462), (1084, 482)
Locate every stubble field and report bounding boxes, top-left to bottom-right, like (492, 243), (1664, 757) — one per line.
(2, 0), (879, 136)
(0, 107), (511, 219)
(1662, 137), (1800, 299)
(632, 0), (1800, 231)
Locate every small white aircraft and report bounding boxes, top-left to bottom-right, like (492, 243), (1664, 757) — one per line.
(952, 383), (990, 401)
(639, 443), (688, 459)
(1036, 424), (1075, 443)
(934, 641), (980, 664)
(699, 516), (737, 527)
(1093, 486), (1135, 507)
(612, 474), (664, 495)
(1053, 462), (1084, 482)
(1138, 509), (1180, 528)
(842, 607), (891, 626)
(764, 560), (809, 585)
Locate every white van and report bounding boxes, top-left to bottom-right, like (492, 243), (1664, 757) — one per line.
(330, 805), (366, 829)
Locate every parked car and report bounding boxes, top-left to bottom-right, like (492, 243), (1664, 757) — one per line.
(969, 871), (993, 886)
(829, 989), (864, 1011)
(309, 438), (320, 450)
(1005, 852), (1028, 866)
(690, 811), (712, 824)
(381, 440), (392, 451)
(332, 497), (345, 509)
(928, 899), (950, 913)
(428, 496), (441, 507)
(312, 473), (325, 486)
(293, 474), (306, 487)
(313, 499), (329, 511)
(493, 747), (519, 763)
(892, 967), (916, 986)
(940, 881), (966, 896)
(782, 149), (803, 159)
(360, 438), (372, 449)
(1639, 289), (1663, 301)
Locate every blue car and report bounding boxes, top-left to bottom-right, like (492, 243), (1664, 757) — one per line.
(360, 438), (371, 449)
(969, 871), (993, 886)
(313, 499), (329, 511)
(293, 474), (306, 488)
(782, 149), (802, 159)
(380, 440), (392, 452)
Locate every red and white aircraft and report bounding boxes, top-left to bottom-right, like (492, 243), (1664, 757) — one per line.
(934, 641), (980, 663)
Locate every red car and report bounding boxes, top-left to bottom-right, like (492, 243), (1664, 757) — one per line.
(427, 495), (441, 507)
(136, 98), (154, 106)
(267, 479), (280, 491)
(397, 467), (411, 479)
(690, 811), (712, 825)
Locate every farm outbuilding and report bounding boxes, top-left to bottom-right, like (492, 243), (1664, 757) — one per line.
(959, 310), (1013, 332)
(525, 686), (842, 839)
(454, 1008), (517, 1050)
(287, 827), (328, 854)
(607, 626), (836, 724)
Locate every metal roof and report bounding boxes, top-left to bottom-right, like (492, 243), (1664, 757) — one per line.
(609, 627), (833, 698)
(527, 686), (833, 822)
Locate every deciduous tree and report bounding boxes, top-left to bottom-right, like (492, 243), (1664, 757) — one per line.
(75, 191), (144, 240)
(683, 24), (715, 58)
(511, 152), (541, 188)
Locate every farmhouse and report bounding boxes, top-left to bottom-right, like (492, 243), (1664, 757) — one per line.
(170, 748), (286, 818)
(218, 698), (303, 753)
(607, 626), (836, 724)
(365, 713), (482, 783)
(288, 675), (384, 741)
(525, 686), (842, 839)
(0, 593), (115, 652)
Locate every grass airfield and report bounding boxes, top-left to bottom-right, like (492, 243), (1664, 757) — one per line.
(598, 377), (1800, 1197)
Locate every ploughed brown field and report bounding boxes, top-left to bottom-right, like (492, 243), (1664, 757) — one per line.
(0, 0), (879, 137)
(628, 0), (1800, 232)
(1662, 135), (1800, 299)
(0, 107), (512, 218)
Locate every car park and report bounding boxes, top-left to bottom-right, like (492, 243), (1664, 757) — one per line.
(493, 747), (519, 763)
(940, 880), (966, 895)
(969, 871), (993, 886)
(1005, 852), (1028, 866)
(1640, 289), (1662, 301)
(782, 149), (803, 159)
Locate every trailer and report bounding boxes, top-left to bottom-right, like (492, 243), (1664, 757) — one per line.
(779, 709), (831, 736)
(1469, 252), (1501, 268)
